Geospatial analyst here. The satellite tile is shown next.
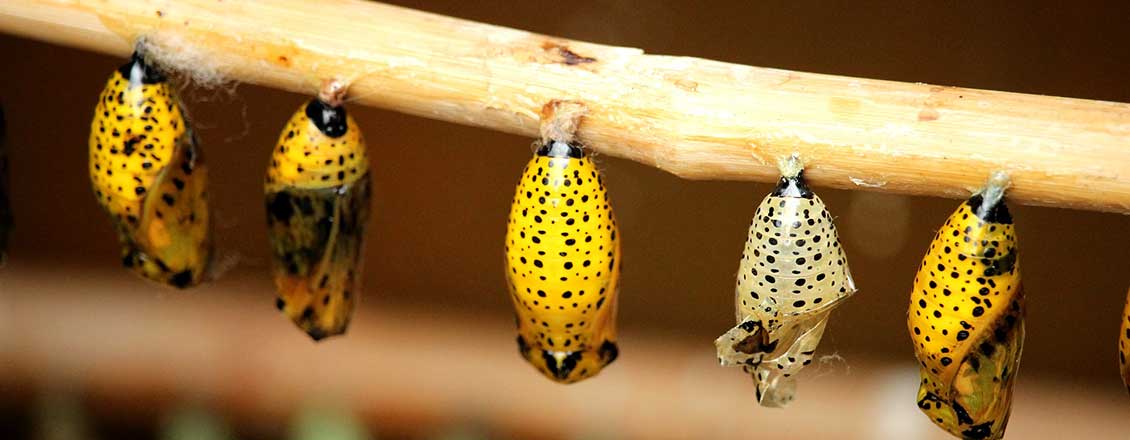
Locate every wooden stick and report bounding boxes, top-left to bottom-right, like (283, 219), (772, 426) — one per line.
(1, 0), (1129, 213)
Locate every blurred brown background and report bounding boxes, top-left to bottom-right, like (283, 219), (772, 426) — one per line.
(1, 1), (1128, 439)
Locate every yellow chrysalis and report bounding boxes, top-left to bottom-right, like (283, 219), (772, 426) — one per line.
(88, 51), (212, 288)
(265, 98), (370, 341)
(908, 173), (1024, 440)
(504, 132), (621, 383)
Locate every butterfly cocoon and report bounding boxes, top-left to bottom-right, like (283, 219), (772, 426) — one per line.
(88, 51), (212, 288)
(504, 102), (621, 384)
(265, 98), (370, 341)
(907, 172), (1024, 440)
(714, 155), (857, 408)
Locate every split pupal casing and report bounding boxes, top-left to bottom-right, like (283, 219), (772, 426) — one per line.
(714, 171), (856, 407)
(88, 52), (212, 288)
(504, 140), (621, 384)
(908, 193), (1023, 440)
(265, 99), (371, 341)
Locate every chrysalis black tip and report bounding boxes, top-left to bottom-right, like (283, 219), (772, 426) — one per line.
(967, 194), (1013, 224)
(599, 340), (619, 364)
(168, 270), (194, 289)
(771, 171), (814, 199)
(118, 51), (166, 84)
(305, 99), (348, 138)
(543, 350), (583, 380)
(307, 327), (327, 342)
(536, 140), (583, 159)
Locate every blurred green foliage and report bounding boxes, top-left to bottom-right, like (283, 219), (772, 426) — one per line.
(162, 404), (237, 440)
(290, 403), (372, 440)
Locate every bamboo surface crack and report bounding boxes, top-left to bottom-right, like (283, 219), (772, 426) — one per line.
(1, 0), (1129, 212)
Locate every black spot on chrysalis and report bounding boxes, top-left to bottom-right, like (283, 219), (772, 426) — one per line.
(967, 194), (1013, 224)
(536, 140), (584, 159)
(305, 99), (348, 138)
(118, 51), (166, 85)
(770, 171), (814, 199)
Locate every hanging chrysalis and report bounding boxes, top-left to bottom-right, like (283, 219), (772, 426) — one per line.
(1120, 287), (1130, 394)
(908, 172), (1024, 440)
(504, 101), (621, 383)
(265, 83), (370, 341)
(0, 103), (10, 265)
(88, 51), (212, 288)
(714, 155), (857, 407)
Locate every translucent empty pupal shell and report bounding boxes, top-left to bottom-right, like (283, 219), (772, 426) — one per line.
(715, 155), (857, 407)
(908, 172), (1024, 440)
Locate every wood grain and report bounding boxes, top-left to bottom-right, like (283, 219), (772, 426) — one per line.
(1, 0), (1128, 212)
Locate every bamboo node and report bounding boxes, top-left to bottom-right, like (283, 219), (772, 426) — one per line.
(539, 100), (588, 144)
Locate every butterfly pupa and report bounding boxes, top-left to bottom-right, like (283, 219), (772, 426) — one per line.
(265, 95), (371, 341)
(1119, 287), (1130, 394)
(88, 51), (212, 288)
(908, 172), (1024, 440)
(714, 155), (857, 407)
(503, 101), (621, 383)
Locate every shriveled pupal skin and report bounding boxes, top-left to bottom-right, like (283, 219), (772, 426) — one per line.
(88, 52), (212, 288)
(504, 140), (621, 383)
(1119, 287), (1130, 394)
(908, 192), (1024, 440)
(0, 104), (10, 265)
(715, 170), (856, 407)
(265, 99), (370, 341)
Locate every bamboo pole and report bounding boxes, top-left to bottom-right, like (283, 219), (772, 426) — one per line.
(1, 0), (1128, 213)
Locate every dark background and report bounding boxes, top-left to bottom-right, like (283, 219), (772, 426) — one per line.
(1, 1), (1128, 439)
